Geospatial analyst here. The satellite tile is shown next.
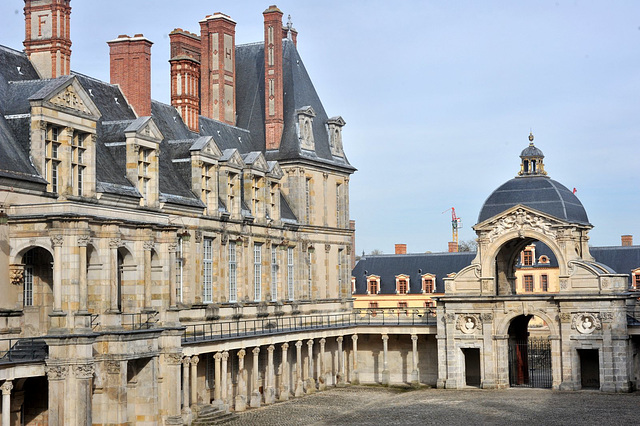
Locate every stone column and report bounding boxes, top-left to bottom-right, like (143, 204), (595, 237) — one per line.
(51, 235), (64, 312)
(351, 334), (359, 384)
(168, 241), (178, 308)
(182, 357), (191, 412)
(46, 365), (69, 426)
(294, 340), (304, 396)
(109, 238), (120, 312)
(319, 338), (327, 390)
(221, 352), (229, 404)
(250, 347), (261, 407)
(411, 334), (419, 387)
(1, 380), (13, 426)
(235, 350), (247, 411)
(264, 345), (276, 404)
(73, 363), (95, 426)
(337, 336), (345, 387)
(143, 241), (154, 311)
(162, 353), (184, 425)
(279, 343), (290, 401)
(214, 353), (222, 402)
(381, 334), (390, 385)
(190, 356), (199, 408)
(77, 236), (90, 313)
(306, 339), (315, 393)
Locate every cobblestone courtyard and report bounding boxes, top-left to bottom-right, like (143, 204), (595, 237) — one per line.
(226, 386), (640, 425)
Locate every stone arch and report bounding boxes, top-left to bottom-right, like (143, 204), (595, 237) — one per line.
(481, 230), (567, 295)
(496, 309), (559, 338)
(11, 242), (54, 265)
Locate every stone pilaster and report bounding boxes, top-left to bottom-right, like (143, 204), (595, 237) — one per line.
(181, 357), (191, 414)
(214, 353), (222, 402)
(190, 356), (199, 408)
(2, 380), (13, 426)
(221, 351), (229, 404)
(318, 338), (327, 390)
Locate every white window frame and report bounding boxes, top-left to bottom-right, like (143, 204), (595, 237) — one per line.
(287, 247), (294, 300)
(254, 244), (262, 301)
(229, 243), (237, 302)
(176, 237), (184, 302)
(271, 247), (278, 301)
(203, 238), (213, 303)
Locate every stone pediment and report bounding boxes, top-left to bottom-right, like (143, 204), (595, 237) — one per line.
(267, 161), (284, 179)
(124, 116), (164, 143)
(38, 77), (101, 119)
(296, 106), (316, 118)
(474, 205), (564, 243)
(246, 152), (268, 173)
(190, 136), (222, 159)
(220, 149), (244, 169)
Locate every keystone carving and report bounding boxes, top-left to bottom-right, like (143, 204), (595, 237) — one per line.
(9, 264), (24, 286)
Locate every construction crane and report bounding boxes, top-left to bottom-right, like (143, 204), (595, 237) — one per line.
(443, 207), (462, 252)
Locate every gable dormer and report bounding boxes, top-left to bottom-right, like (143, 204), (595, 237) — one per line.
(219, 148), (244, 218)
(242, 152), (270, 222)
(266, 161), (283, 222)
(124, 117), (163, 207)
(190, 136), (222, 215)
(29, 76), (101, 199)
(327, 116), (345, 158)
(296, 106), (316, 152)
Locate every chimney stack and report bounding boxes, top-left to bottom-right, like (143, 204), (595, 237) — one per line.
(448, 242), (458, 253)
(622, 235), (633, 246)
(169, 29), (202, 132)
(23, 0), (72, 79)
(200, 13), (236, 124)
(395, 244), (407, 255)
(263, 5), (284, 150)
(108, 34), (153, 117)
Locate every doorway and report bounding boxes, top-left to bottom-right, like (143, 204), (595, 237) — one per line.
(508, 315), (552, 388)
(578, 349), (600, 389)
(462, 348), (481, 387)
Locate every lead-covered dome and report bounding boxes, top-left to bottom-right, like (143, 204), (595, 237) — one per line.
(478, 134), (590, 225)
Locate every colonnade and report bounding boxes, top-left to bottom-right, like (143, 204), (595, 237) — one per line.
(1, 380), (13, 426)
(179, 332), (424, 413)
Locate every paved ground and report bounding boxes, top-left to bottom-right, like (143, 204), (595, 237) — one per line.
(226, 386), (640, 425)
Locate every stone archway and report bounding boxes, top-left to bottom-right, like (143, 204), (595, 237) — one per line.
(507, 314), (552, 388)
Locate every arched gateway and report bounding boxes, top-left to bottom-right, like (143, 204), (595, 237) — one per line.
(435, 134), (633, 392)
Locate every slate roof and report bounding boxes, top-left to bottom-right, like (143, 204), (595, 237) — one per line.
(591, 246), (640, 285)
(478, 176), (590, 225)
(199, 117), (256, 152)
(235, 40), (355, 171)
(352, 252), (476, 295)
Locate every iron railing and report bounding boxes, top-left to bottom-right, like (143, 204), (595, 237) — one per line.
(121, 312), (158, 330)
(182, 308), (437, 343)
(0, 337), (48, 364)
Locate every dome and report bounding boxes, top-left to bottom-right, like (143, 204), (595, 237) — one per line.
(520, 145), (544, 158)
(477, 176), (590, 225)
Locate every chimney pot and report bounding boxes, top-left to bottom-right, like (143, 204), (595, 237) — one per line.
(448, 242), (458, 253)
(395, 244), (407, 255)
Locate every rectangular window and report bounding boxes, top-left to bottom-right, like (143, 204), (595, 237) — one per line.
(287, 247), (294, 300)
(541, 274), (548, 292)
(398, 301), (408, 309)
(271, 247), (278, 301)
(305, 178), (311, 224)
(138, 148), (152, 205)
(202, 164), (212, 209)
(176, 238), (184, 302)
(398, 279), (408, 294)
(203, 238), (213, 303)
(51, 161), (59, 193)
(229, 243), (237, 302)
(635, 274), (640, 289)
(423, 278), (434, 293)
(72, 131), (87, 196)
(24, 265), (33, 306)
(253, 178), (260, 216)
(368, 301), (378, 310)
(227, 173), (236, 215)
(523, 250), (533, 266)
(368, 279), (378, 294)
(338, 249), (344, 294)
(336, 183), (342, 228)
(254, 244), (262, 301)
(307, 251), (313, 299)
(524, 275), (534, 292)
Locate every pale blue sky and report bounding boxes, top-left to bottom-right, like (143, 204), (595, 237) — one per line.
(2, 1), (639, 253)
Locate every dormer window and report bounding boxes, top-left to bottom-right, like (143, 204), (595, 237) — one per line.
(72, 131), (88, 196)
(201, 163), (215, 212)
(632, 268), (640, 290)
(227, 172), (237, 216)
(523, 250), (533, 266)
(296, 106), (316, 151)
(327, 116), (346, 157)
(45, 125), (62, 193)
(422, 274), (436, 293)
(539, 255), (549, 264)
(367, 275), (380, 294)
(138, 147), (154, 205)
(396, 274), (410, 294)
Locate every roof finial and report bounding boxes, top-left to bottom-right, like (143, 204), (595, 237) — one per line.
(286, 14), (293, 40)
(528, 131), (534, 145)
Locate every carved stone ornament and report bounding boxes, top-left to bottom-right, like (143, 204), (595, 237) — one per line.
(164, 353), (183, 365)
(9, 264), (24, 286)
(481, 313), (493, 322)
(109, 238), (122, 249)
(559, 313), (572, 322)
(195, 231), (203, 243)
(106, 361), (121, 374)
(457, 314), (482, 334)
(46, 365), (69, 380)
(50, 234), (64, 247)
(74, 364), (95, 379)
(601, 278), (610, 289)
(482, 281), (491, 292)
(1, 381), (13, 394)
(168, 242), (178, 253)
(443, 313), (456, 324)
(77, 235), (92, 247)
(572, 313), (601, 334)
(486, 208), (556, 242)
(600, 312), (614, 322)
(50, 85), (91, 114)
(560, 279), (568, 290)
(143, 240), (155, 251)
(221, 233), (229, 246)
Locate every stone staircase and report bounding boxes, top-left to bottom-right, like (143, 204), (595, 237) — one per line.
(192, 403), (236, 425)
(0, 339), (48, 364)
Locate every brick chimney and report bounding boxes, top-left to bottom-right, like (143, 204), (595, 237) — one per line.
(448, 242), (458, 253)
(23, 0), (72, 79)
(622, 235), (633, 246)
(200, 13), (236, 124)
(263, 5), (284, 150)
(169, 28), (202, 132)
(395, 244), (407, 255)
(107, 34), (153, 117)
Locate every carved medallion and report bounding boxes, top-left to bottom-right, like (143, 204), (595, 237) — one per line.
(572, 313), (601, 334)
(457, 314), (482, 334)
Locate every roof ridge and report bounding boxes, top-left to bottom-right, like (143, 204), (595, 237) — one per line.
(72, 71), (116, 86)
(0, 44), (27, 56)
(236, 41), (263, 47)
(8, 79), (54, 85)
(199, 116), (252, 133)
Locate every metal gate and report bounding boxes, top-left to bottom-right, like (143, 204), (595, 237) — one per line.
(508, 337), (552, 388)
